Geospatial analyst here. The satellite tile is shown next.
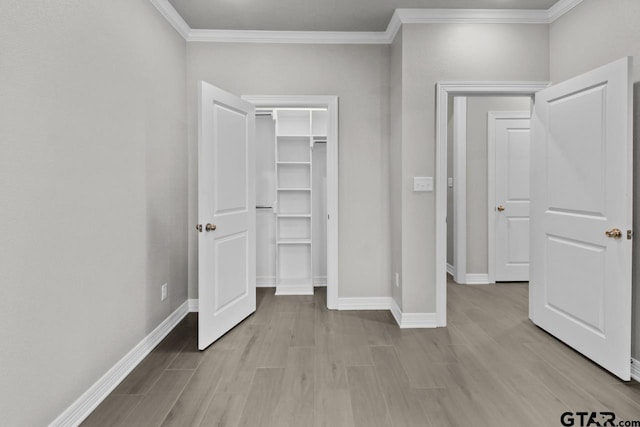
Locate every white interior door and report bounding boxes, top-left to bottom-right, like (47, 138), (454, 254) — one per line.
(198, 81), (256, 350)
(530, 57), (633, 380)
(492, 114), (531, 282)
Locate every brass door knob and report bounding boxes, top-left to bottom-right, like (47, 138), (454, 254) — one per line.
(205, 223), (217, 232)
(497, 205), (505, 212)
(195, 224), (202, 232)
(605, 228), (622, 239)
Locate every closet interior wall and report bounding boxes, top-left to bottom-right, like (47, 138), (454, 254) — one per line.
(256, 115), (277, 286)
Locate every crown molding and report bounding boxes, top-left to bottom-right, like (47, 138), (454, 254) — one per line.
(151, 0), (584, 44)
(547, 0), (584, 22)
(385, 10), (403, 44)
(150, 0), (190, 39)
(188, 29), (390, 44)
(395, 8), (549, 25)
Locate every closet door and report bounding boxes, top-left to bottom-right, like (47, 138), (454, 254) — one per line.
(198, 81), (256, 350)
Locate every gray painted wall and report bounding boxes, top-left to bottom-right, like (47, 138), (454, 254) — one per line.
(0, 1), (188, 425)
(549, 0), (640, 361)
(395, 23), (549, 312)
(186, 43), (391, 299)
(466, 96), (531, 275)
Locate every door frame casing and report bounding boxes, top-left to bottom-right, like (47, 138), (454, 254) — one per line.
(451, 97), (467, 285)
(435, 81), (549, 326)
(487, 110), (531, 284)
(242, 95), (339, 310)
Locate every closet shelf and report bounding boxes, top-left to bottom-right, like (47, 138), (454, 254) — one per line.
(277, 238), (312, 245)
(277, 187), (311, 191)
(277, 161), (311, 165)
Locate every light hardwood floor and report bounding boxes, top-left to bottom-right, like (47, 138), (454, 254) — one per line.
(82, 279), (640, 426)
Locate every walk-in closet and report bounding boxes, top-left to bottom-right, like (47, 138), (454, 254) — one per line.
(255, 108), (328, 295)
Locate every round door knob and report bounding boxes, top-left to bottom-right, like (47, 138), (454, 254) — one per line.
(497, 205), (505, 212)
(205, 223), (217, 232)
(195, 224), (202, 232)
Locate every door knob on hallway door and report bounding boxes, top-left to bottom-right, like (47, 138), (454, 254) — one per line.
(206, 223), (217, 232)
(497, 205), (505, 212)
(605, 228), (622, 239)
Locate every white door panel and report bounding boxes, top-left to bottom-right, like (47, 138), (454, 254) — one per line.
(493, 116), (531, 282)
(198, 81), (256, 350)
(530, 57), (633, 380)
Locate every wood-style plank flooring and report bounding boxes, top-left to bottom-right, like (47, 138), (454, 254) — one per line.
(83, 279), (640, 426)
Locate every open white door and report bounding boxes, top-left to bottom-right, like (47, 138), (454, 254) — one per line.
(530, 57), (633, 380)
(198, 81), (256, 350)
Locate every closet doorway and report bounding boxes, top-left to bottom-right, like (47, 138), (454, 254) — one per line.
(243, 96), (339, 309)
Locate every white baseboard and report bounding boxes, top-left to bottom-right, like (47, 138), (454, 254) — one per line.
(397, 312), (438, 328)
(314, 276), (327, 286)
(337, 296), (437, 328)
(275, 285), (314, 295)
(465, 273), (490, 285)
(631, 358), (640, 382)
(337, 297), (393, 310)
(257, 276), (276, 287)
(446, 263), (455, 276)
(49, 300), (189, 427)
(188, 299), (199, 312)
(390, 298), (437, 328)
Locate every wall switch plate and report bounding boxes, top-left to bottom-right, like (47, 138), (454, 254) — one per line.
(161, 283), (168, 301)
(395, 272), (400, 287)
(448, 177), (454, 188)
(413, 176), (433, 192)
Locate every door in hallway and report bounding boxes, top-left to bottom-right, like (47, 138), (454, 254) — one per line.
(491, 112), (531, 282)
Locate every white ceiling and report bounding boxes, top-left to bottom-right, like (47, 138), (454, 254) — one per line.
(168, 0), (561, 32)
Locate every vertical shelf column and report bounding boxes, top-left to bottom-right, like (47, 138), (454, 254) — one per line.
(274, 110), (313, 295)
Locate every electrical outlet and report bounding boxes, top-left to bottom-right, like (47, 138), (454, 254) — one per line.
(161, 283), (168, 301)
(395, 272), (400, 287)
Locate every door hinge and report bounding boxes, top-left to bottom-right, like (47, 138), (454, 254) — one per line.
(628, 230), (633, 240)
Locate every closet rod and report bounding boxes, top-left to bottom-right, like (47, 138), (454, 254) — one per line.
(257, 206), (273, 209)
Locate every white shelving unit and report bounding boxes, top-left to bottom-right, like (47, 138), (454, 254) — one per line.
(273, 108), (327, 295)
